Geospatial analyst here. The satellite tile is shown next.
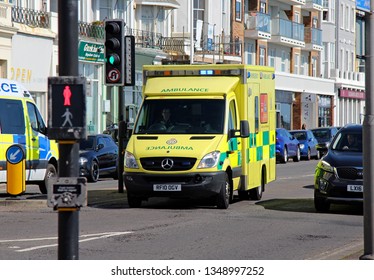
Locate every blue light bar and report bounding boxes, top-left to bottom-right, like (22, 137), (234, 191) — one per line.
(200, 70), (214, 75)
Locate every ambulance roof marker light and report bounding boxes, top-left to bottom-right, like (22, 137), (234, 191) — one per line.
(199, 70), (214, 75)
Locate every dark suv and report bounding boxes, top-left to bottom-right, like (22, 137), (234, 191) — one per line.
(314, 124), (363, 212)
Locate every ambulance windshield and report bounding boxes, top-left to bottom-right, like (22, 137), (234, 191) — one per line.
(134, 99), (225, 134)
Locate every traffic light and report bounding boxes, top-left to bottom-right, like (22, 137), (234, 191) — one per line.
(104, 19), (124, 86)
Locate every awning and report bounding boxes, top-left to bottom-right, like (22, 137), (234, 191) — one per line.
(135, 0), (180, 9)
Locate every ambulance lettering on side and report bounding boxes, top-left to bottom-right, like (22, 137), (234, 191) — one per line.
(0, 79), (59, 194)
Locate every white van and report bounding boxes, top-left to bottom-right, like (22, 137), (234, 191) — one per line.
(0, 79), (58, 193)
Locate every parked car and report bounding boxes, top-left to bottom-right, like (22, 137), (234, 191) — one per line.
(289, 129), (320, 160)
(276, 128), (301, 163)
(314, 124), (363, 212)
(311, 127), (340, 156)
(79, 134), (119, 182)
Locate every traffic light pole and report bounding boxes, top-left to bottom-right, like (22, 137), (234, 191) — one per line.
(361, 2), (374, 260)
(57, 0), (80, 260)
(118, 86), (125, 193)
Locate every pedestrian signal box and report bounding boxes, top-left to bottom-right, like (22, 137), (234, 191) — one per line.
(48, 76), (87, 140)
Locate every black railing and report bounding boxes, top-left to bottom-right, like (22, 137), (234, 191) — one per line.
(79, 21), (105, 39)
(11, 6), (50, 28)
(125, 27), (163, 49)
(11, 10), (240, 60)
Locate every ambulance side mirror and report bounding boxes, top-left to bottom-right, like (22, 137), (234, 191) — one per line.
(229, 120), (249, 138)
(240, 120), (249, 138)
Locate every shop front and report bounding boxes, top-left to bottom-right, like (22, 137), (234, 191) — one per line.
(10, 34), (53, 119)
(78, 40), (104, 134)
(336, 88), (365, 125)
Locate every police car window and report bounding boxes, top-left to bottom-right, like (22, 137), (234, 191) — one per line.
(26, 102), (46, 134)
(0, 99), (25, 134)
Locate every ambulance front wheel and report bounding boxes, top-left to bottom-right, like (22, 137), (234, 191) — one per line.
(38, 163), (57, 194)
(216, 173), (230, 209)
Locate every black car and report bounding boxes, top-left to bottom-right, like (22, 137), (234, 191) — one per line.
(311, 126), (340, 156)
(314, 124), (363, 212)
(79, 134), (119, 182)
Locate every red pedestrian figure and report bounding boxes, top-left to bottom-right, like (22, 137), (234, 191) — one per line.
(63, 85), (72, 106)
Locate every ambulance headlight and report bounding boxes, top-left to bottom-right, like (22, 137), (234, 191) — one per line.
(124, 151), (139, 169)
(197, 151), (220, 169)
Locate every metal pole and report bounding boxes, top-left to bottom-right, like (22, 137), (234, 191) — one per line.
(118, 86), (124, 193)
(57, 0), (80, 260)
(360, 1), (374, 260)
(190, 0), (194, 64)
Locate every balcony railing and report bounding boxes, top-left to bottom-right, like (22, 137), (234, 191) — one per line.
(78, 21), (163, 49)
(312, 0), (323, 5)
(11, 6), (50, 28)
(245, 12), (271, 33)
(79, 21), (105, 39)
(311, 27), (322, 45)
(272, 18), (304, 41)
(126, 27), (163, 49)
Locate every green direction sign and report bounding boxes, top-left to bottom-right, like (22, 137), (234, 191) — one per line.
(78, 41), (104, 63)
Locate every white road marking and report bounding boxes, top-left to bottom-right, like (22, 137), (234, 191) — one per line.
(0, 231), (133, 252)
(277, 174), (315, 180)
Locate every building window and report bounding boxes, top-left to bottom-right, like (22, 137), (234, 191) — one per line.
(259, 46), (266, 66)
(301, 54), (307, 75)
(281, 51), (286, 72)
(294, 53), (300, 75)
(330, 42), (335, 69)
(194, 0), (205, 40)
(246, 42), (254, 65)
(235, 0), (242, 21)
(340, 3), (344, 29)
(312, 56), (317, 77)
(340, 48), (344, 70)
(260, 0), (266, 13)
(346, 5), (350, 31)
(100, 0), (112, 21)
(323, 0), (335, 23)
(269, 48), (275, 67)
(116, 0), (125, 19)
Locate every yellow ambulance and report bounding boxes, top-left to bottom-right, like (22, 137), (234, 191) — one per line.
(0, 79), (58, 194)
(124, 64), (276, 209)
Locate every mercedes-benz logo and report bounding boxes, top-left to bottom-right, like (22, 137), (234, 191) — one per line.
(161, 158), (174, 170)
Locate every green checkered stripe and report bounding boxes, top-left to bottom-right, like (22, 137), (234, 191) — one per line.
(248, 130), (276, 162)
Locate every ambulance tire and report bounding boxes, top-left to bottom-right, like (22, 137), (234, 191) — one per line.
(249, 170), (264, 200)
(38, 163), (57, 194)
(216, 174), (230, 209)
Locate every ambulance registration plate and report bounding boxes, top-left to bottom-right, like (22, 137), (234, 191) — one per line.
(153, 184), (181, 191)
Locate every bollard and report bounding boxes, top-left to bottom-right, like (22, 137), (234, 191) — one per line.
(6, 144), (26, 196)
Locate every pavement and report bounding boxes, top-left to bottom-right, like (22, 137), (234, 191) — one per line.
(0, 183), (369, 260)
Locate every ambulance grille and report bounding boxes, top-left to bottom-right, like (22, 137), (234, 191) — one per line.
(140, 157), (196, 171)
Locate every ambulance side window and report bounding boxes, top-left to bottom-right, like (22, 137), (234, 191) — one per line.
(228, 100), (237, 131)
(27, 102), (47, 135)
(254, 96), (259, 133)
(0, 99), (25, 134)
